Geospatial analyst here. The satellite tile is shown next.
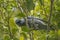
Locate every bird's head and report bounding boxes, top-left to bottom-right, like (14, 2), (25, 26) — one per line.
(15, 18), (25, 26)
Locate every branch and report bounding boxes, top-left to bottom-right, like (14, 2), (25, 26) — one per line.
(47, 0), (54, 40)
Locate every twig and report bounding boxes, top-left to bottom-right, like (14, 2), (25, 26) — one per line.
(46, 0), (54, 40)
(7, 12), (13, 39)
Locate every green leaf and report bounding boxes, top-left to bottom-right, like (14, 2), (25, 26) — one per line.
(15, 13), (25, 17)
(12, 28), (18, 34)
(26, 0), (35, 11)
(39, 0), (44, 5)
(21, 32), (27, 38)
(22, 26), (30, 32)
(4, 35), (10, 40)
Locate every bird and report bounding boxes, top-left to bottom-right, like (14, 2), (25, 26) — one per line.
(15, 16), (55, 30)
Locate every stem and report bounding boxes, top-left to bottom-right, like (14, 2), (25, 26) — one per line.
(7, 12), (13, 40)
(28, 31), (34, 40)
(46, 0), (54, 40)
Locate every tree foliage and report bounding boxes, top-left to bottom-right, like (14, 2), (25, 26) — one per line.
(0, 0), (60, 40)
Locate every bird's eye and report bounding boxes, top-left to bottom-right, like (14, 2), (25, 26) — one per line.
(15, 19), (21, 24)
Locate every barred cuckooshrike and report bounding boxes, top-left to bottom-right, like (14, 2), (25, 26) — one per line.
(15, 16), (55, 30)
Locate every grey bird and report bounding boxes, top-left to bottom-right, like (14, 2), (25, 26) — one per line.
(15, 16), (55, 30)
